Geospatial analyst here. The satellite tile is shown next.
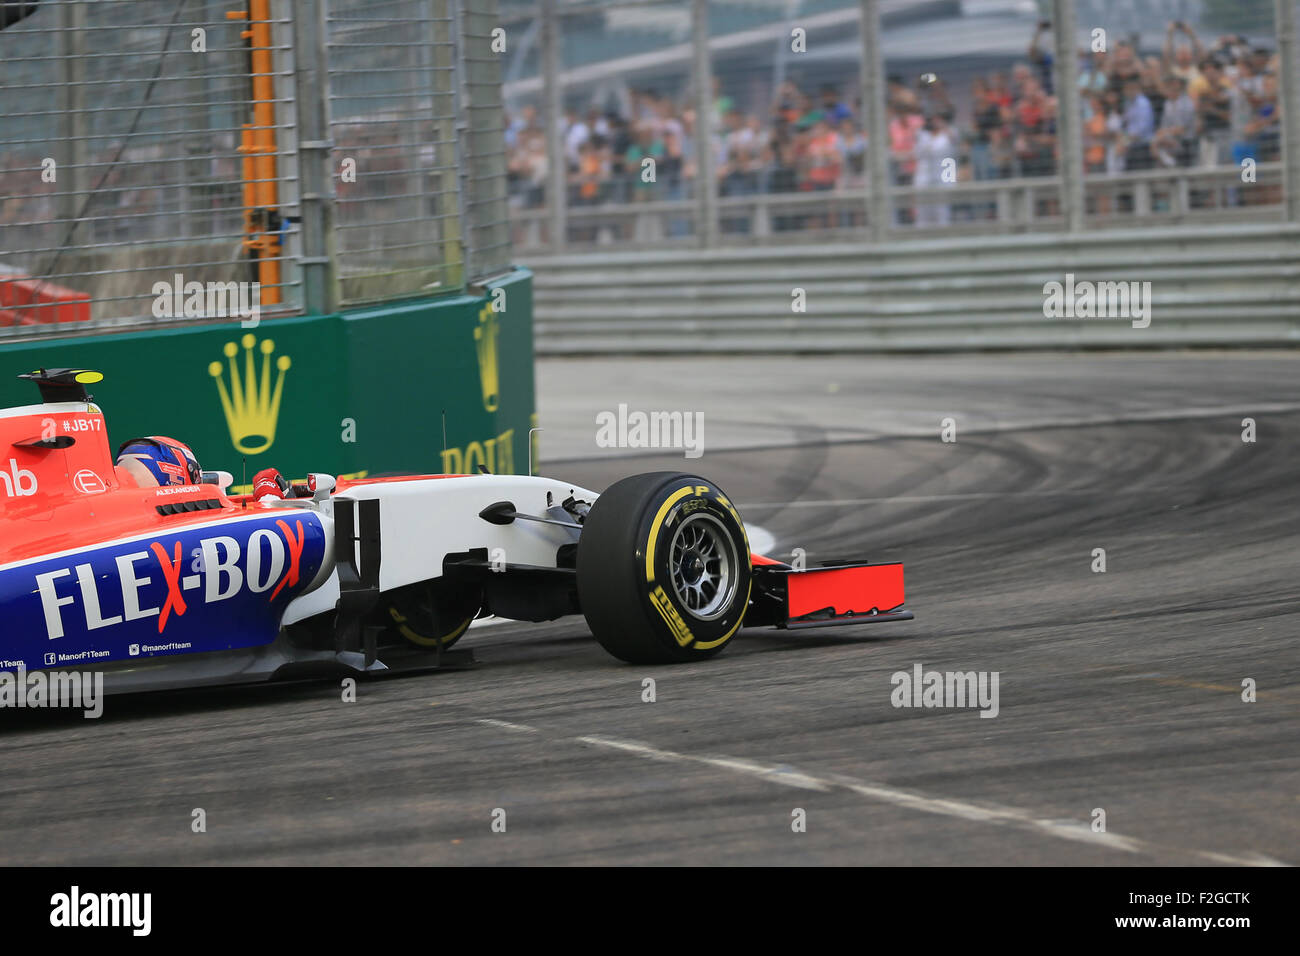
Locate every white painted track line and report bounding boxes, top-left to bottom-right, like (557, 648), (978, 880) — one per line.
(476, 719), (1289, 867)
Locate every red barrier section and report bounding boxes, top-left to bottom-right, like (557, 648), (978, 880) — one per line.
(0, 274), (92, 325)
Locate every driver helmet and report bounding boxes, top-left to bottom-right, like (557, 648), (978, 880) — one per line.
(116, 436), (202, 488)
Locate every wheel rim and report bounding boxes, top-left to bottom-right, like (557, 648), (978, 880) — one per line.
(668, 512), (739, 621)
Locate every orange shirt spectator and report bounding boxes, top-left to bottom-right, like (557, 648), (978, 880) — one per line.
(804, 123), (843, 189)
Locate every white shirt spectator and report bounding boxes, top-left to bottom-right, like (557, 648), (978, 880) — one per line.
(564, 120), (590, 165)
(913, 128), (956, 188)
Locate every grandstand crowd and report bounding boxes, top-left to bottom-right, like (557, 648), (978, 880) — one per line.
(505, 21), (1284, 215)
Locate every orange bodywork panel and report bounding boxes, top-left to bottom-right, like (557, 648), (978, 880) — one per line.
(0, 404), (244, 563)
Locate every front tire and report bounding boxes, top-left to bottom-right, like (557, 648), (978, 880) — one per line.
(577, 472), (751, 663)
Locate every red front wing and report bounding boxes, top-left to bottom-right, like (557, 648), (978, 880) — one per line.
(746, 558), (912, 630)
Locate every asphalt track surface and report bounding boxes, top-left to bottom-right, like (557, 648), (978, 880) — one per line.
(2, 352), (1298, 865)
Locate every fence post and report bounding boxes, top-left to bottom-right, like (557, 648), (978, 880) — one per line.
(292, 0), (339, 315)
(859, 0), (889, 241)
(430, 0), (466, 290)
(692, 0), (718, 247)
(271, 0), (302, 304)
(449, 0), (476, 284)
(541, 0), (567, 248)
(1053, 0), (1084, 232)
(1279, 0), (1300, 222)
(53, 0), (87, 270)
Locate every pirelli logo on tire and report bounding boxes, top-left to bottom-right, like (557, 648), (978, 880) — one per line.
(650, 584), (695, 646)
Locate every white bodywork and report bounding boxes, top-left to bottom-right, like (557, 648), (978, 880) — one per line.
(280, 474), (599, 626)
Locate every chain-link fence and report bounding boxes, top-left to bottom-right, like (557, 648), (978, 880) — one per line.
(325, 0), (463, 304)
(500, 0), (1299, 251)
(459, 0), (513, 279)
(0, 0), (512, 337)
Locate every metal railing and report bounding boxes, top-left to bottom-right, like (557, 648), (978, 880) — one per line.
(525, 222), (1300, 353)
(510, 162), (1287, 249)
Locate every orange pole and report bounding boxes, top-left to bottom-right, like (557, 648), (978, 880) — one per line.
(229, 1), (282, 304)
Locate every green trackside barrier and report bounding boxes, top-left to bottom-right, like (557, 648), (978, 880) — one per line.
(0, 269), (536, 490)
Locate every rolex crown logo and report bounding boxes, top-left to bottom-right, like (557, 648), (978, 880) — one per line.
(209, 333), (291, 455)
(474, 303), (500, 413)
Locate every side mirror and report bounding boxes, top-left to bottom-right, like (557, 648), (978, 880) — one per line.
(201, 470), (234, 493)
(308, 473), (336, 502)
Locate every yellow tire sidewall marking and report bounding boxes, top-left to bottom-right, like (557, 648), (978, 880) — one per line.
(642, 483), (750, 653)
(644, 485), (696, 583)
(390, 604), (473, 648)
(650, 585), (695, 646)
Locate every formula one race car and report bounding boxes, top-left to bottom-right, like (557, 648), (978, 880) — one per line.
(0, 369), (910, 693)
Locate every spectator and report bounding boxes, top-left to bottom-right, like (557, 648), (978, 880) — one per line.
(1102, 89), (1127, 174)
(1141, 56), (1167, 125)
(606, 114), (632, 201)
(1230, 57), (1262, 166)
(1108, 40), (1143, 92)
(1013, 76), (1056, 177)
(886, 75), (912, 111)
(502, 20), (1279, 227)
(1082, 90), (1119, 214)
(838, 117), (868, 189)
(1082, 91), (1110, 174)
(720, 109), (762, 196)
(1011, 61), (1033, 97)
(1244, 71), (1281, 164)
(916, 73), (955, 122)
(773, 80), (803, 124)
(1079, 50), (1110, 94)
(1121, 77), (1155, 170)
(661, 127), (686, 196)
(507, 128), (548, 209)
(1027, 19), (1055, 94)
(1076, 51), (1107, 93)
(712, 75), (734, 123)
(505, 104), (536, 150)
(988, 125), (1016, 180)
(802, 119), (843, 193)
(1163, 21), (1205, 88)
(818, 84), (853, 125)
(1193, 58), (1232, 166)
(623, 124), (664, 201)
(988, 72), (1013, 111)
(768, 121), (798, 195)
(888, 102), (923, 186)
(1151, 75), (1196, 168)
(970, 76), (1004, 180)
(913, 112), (957, 226)
(563, 109), (590, 165)
(571, 138), (608, 206)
